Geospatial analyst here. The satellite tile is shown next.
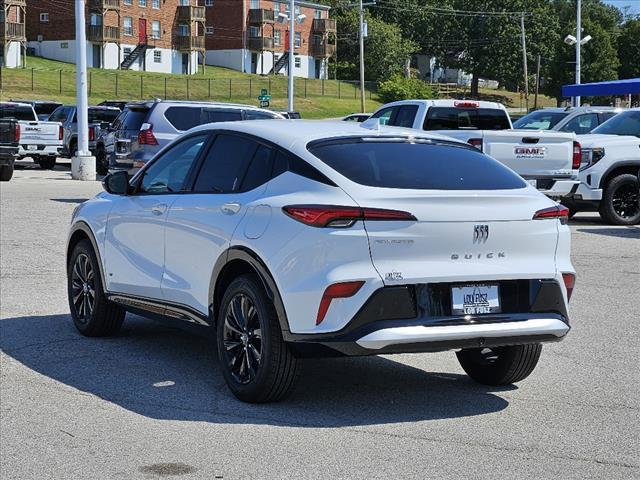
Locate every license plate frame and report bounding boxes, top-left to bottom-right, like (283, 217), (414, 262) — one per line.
(26, 145), (38, 151)
(451, 284), (501, 315)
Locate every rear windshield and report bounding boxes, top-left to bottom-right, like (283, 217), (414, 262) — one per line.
(424, 107), (511, 130)
(0, 105), (36, 121)
(88, 109), (120, 124)
(121, 109), (148, 130)
(308, 139), (526, 190)
(33, 103), (62, 116)
(591, 111), (640, 137)
(512, 111), (567, 130)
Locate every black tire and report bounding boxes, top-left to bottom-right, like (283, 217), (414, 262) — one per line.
(37, 157), (56, 170)
(69, 140), (77, 158)
(0, 164), (14, 181)
(217, 274), (299, 403)
(456, 344), (542, 386)
(96, 146), (108, 175)
(598, 173), (640, 225)
(67, 239), (125, 337)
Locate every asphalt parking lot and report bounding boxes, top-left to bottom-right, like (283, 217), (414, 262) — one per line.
(1, 160), (639, 480)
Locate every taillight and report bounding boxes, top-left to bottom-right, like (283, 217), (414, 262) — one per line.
(88, 126), (95, 142)
(572, 141), (581, 169)
(562, 273), (575, 301)
(14, 123), (20, 143)
(282, 205), (417, 228)
(138, 123), (158, 145)
(316, 281), (365, 325)
(468, 138), (483, 151)
(58, 125), (63, 141)
(533, 205), (570, 224)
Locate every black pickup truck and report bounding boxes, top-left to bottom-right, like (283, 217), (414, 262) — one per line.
(0, 118), (20, 181)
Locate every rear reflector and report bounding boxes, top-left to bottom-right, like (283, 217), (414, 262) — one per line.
(562, 273), (576, 301)
(454, 100), (480, 108)
(316, 281), (365, 325)
(467, 138), (483, 151)
(14, 123), (20, 143)
(533, 205), (570, 224)
(572, 141), (581, 170)
(283, 205), (416, 228)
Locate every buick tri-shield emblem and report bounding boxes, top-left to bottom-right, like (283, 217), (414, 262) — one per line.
(473, 224), (489, 243)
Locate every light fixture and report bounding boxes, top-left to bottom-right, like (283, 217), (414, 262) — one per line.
(580, 34), (592, 45)
(564, 34), (577, 45)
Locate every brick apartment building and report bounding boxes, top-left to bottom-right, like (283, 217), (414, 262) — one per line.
(1, 0), (26, 68)
(25, 0), (205, 75)
(203, 0), (336, 79)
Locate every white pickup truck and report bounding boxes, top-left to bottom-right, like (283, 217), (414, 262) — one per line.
(0, 102), (63, 170)
(369, 99), (582, 200)
(564, 108), (640, 225)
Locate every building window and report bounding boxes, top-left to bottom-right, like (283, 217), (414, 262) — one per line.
(123, 0), (131, 4)
(273, 2), (280, 12)
(139, 0), (147, 7)
(315, 9), (322, 19)
(151, 20), (161, 39)
(294, 32), (301, 48)
(250, 0), (259, 8)
(152, 0), (160, 8)
(205, 26), (214, 35)
(154, 50), (162, 63)
(274, 29), (280, 46)
(90, 13), (102, 26)
(40, 13), (50, 23)
(179, 0), (189, 5)
(294, 56), (301, 68)
(178, 24), (189, 36)
(205, 0), (213, 5)
(60, 42), (69, 49)
(249, 26), (259, 37)
(123, 17), (133, 36)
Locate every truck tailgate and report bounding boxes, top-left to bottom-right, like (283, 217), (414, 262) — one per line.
(482, 130), (576, 179)
(0, 120), (16, 145)
(19, 121), (61, 146)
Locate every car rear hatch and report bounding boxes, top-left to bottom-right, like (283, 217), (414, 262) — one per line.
(0, 120), (17, 145)
(19, 121), (62, 146)
(114, 105), (151, 162)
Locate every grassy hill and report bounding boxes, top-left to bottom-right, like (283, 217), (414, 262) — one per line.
(0, 56), (557, 118)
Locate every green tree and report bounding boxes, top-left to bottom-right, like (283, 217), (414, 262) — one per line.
(618, 18), (640, 78)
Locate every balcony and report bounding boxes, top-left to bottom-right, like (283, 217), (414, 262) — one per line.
(249, 8), (275, 24)
(0, 22), (26, 41)
(176, 35), (205, 51)
(89, 0), (120, 11)
(312, 18), (336, 32)
(0, 0), (27, 7)
(87, 25), (120, 43)
(248, 36), (274, 51)
(311, 42), (336, 57)
(177, 6), (206, 23)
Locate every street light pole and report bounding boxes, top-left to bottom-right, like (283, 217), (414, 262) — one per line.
(287, 0), (295, 113)
(575, 0), (582, 107)
(72, 0), (95, 180)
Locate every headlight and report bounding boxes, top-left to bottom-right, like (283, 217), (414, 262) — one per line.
(580, 147), (605, 171)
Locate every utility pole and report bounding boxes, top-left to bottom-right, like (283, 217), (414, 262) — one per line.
(519, 13), (529, 112)
(575, 0), (582, 107)
(72, 0), (95, 180)
(534, 54), (541, 110)
(287, 0), (295, 113)
(359, 0), (365, 113)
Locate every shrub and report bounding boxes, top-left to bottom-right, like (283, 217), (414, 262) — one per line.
(378, 75), (437, 103)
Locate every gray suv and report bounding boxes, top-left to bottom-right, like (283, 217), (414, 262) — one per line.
(100, 100), (284, 172)
(513, 106), (623, 134)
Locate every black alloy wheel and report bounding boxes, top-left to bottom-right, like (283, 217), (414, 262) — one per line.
(70, 252), (96, 324)
(222, 293), (263, 385)
(611, 182), (639, 220)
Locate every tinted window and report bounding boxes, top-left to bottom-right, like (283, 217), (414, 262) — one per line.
(389, 105), (418, 128)
(203, 109), (243, 123)
(139, 134), (207, 193)
(599, 112), (618, 124)
(88, 109), (120, 124)
(371, 107), (395, 125)
(423, 107), (510, 130)
(193, 134), (257, 193)
(47, 106), (70, 123)
(591, 111), (640, 137)
(241, 145), (275, 191)
(309, 139), (526, 190)
(122, 109), (148, 130)
(0, 105), (36, 121)
(33, 103), (61, 116)
(559, 113), (598, 134)
(244, 110), (279, 120)
(165, 106), (202, 131)
(512, 111), (567, 130)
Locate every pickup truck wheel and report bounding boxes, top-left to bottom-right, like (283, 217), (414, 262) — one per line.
(0, 164), (14, 181)
(456, 344), (542, 385)
(67, 239), (125, 337)
(599, 174), (640, 225)
(217, 274), (299, 403)
(96, 147), (108, 175)
(37, 157), (56, 170)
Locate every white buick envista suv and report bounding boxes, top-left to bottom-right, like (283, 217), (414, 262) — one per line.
(67, 120), (576, 402)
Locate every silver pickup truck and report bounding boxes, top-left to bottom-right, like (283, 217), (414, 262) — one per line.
(0, 102), (63, 170)
(369, 99), (582, 200)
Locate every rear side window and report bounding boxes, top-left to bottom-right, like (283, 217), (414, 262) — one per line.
(165, 106), (201, 131)
(308, 139), (526, 190)
(424, 107), (510, 130)
(122, 109), (148, 130)
(203, 109), (243, 123)
(0, 105), (37, 121)
(240, 145), (275, 191)
(193, 134), (258, 193)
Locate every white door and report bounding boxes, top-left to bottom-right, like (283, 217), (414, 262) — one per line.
(104, 133), (209, 299)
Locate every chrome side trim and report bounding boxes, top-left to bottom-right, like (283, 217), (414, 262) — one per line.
(356, 318), (569, 350)
(108, 294), (209, 326)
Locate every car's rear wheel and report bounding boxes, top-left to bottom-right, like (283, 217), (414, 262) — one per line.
(0, 164), (14, 181)
(96, 146), (108, 175)
(37, 156), (56, 170)
(456, 343), (542, 385)
(599, 174), (640, 225)
(67, 239), (125, 336)
(217, 274), (299, 403)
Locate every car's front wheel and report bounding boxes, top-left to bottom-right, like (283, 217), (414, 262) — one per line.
(599, 173), (640, 225)
(217, 275), (299, 403)
(67, 239), (125, 336)
(456, 344), (542, 385)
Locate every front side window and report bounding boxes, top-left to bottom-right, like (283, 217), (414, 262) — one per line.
(560, 113), (599, 135)
(308, 138), (526, 190)
(47, 106), (69, 123)
(371, 107), (396, 125)
(139, 135), (208, 194)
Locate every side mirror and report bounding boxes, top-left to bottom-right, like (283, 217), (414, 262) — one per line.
(102, 171), (129, 195)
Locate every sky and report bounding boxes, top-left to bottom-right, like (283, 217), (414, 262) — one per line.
(603, 0), (640, 15)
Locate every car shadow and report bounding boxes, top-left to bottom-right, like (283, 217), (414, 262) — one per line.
(576, 227), (640, 238)
(0, 314), (510, 427)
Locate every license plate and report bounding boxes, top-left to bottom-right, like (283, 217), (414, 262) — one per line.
(452, 284), (501, 315)
(527, 179), (537, 188)
(27, 145), (38, 151)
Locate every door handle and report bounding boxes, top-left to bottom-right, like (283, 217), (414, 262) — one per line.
(151, 203), (168, 216)
(221, 202), (241, 215)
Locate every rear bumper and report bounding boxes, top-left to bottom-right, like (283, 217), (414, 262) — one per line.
(538, 179), (581, 199)
(18, 145), (60, 157)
